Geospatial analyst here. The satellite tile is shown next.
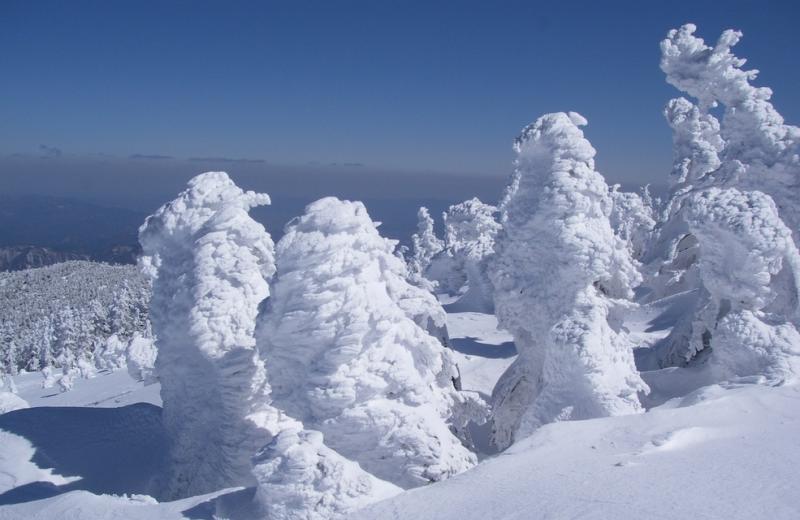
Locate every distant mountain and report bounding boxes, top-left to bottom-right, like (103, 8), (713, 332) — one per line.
(0, 196), (145, 271)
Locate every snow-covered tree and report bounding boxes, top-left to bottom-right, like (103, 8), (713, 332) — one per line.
(441, 198), (501, 312)
(139, 171), (278, 498)
(488, 112), (647, 450)
(684, 188), (800, 381)
(640, 97), (724, 302)
(409, 206), (444, 284)
(609, 185), (656, 260)
(645, 24), (800, 373)
(661, 24), (800, 242)
(258, 197), (484, 488)
(0, 261), (151, 375)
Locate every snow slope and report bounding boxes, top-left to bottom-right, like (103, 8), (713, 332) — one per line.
(355, 381), (800, 520)
(1, 299), (800, 519)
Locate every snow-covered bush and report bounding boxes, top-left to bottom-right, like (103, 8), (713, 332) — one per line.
(683, 188), (800, 381)
(252, 422), (400, 520)
(488, 112), (647, 450)
(258, 197), (484, 488)
(441, 198), (501, 312)
(139, 171), (277, 498)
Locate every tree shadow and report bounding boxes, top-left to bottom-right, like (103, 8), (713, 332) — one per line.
(450, 337), (516, 359)
(0, 402), (166, 506)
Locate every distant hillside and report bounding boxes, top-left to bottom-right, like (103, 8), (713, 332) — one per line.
(0, 196), (144, 271)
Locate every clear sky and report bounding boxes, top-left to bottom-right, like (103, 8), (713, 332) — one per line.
(1, 0), (799, 199)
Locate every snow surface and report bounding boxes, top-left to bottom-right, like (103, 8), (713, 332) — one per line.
(2, 300), (800, 519)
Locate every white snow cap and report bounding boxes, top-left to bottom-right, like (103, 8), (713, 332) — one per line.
(258, 196), (483, 488)
(139, 171), (278, 498)
(489, 112), (647, 450)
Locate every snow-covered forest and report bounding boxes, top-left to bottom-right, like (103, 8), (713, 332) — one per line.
(1, 23), (800, 520)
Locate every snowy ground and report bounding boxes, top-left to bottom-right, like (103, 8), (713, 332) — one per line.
(1, 302), (799, 518)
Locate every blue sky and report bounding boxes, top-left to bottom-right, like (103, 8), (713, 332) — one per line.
(1, 0), (799, 195)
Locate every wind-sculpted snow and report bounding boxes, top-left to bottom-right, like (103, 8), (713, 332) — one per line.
(258, 197), (484, 488)
(661, 24), (800, 242)
(488, 112), (647, 450)
(139, 171), (278, 499)
(685, 188), (800, 381)
(252, 423), (400, 520)
(442, 198), (501, 312)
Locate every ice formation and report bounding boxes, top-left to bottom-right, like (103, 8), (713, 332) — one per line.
(139, 171), (278, 498)
(258, 197), (484, 488)
(488, 112), (647, 450)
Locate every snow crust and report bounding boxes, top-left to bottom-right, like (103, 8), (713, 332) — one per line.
(258, 197), (484, 488)
(488, 112), (647, 449)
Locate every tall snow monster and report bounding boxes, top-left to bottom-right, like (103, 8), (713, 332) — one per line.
(488, 112), (647, 450)
(644, 25), (800, 381)
(258, 197), (484, 489)
(139, 171), (278, 498)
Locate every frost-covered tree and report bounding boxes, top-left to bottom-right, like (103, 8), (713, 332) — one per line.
(441, 198), (501, 312)
(661, 24), (800, 242)
(641, 97), (724, 302)
(139, 171), (278, 498)
(488, 112), (647, 450)
(645, 24), (800, 371)
(258, 197), (484, 488)
(0, 261), (151, 375)
(684, 188), (800, 381)
(409, 206), (444, 284)
(609, 185), (656, 260)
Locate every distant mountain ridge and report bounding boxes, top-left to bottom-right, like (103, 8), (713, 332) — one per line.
(0, 195), (144, 271)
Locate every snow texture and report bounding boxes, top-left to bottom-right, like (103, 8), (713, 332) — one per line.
(252, 424), (400, 520)
(488, 112), (647, 450)
(258, 197), (484, 488)
(138, 171), (278, 498)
